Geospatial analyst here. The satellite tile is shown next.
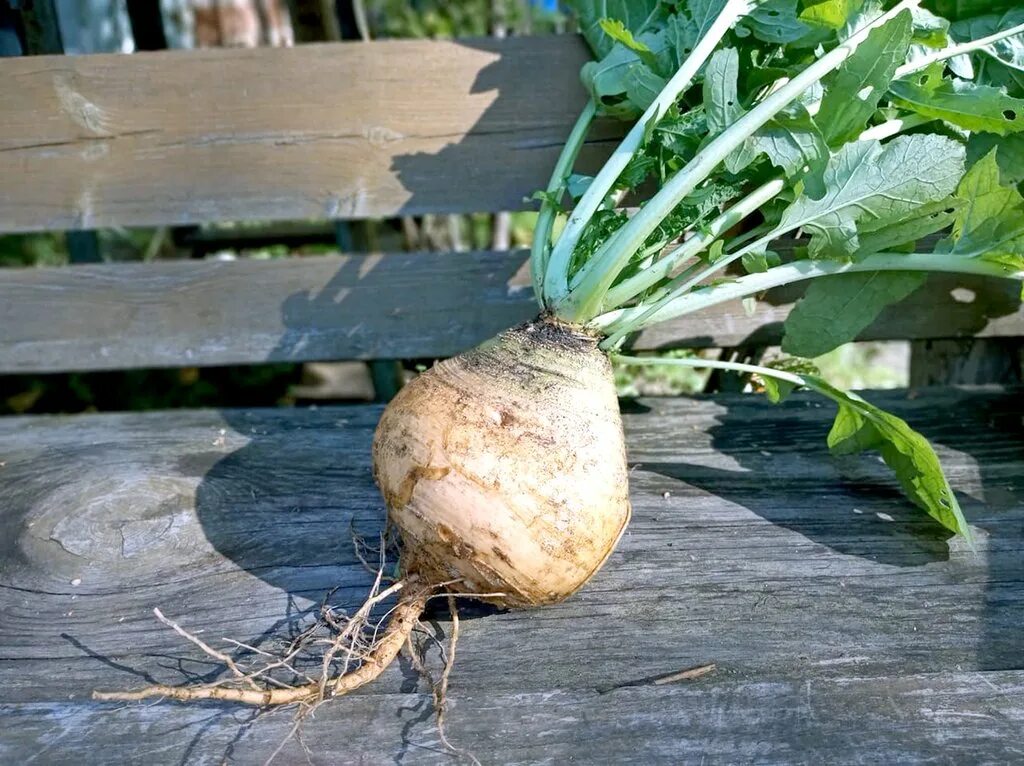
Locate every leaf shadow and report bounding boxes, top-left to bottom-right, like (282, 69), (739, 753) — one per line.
(637, 388), (1024, 672)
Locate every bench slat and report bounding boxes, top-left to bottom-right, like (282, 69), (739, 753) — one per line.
(0, 37), (612, 232)
(0, 390), (1020, 761)
(3, 672), (1023, 764)
(0, 252), (1021, 372)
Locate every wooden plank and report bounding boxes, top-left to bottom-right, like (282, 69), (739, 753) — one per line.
(1, 253), (1022, 372)
(2, 672), (1023, 765)
(0, 36), (617, 232)
(910, 338), (1023, 386)
(0, 389), (1021, 762)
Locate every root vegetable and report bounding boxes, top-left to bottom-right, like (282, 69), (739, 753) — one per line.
(95, 0), (1024, 718)
(374, 318), (631, 608)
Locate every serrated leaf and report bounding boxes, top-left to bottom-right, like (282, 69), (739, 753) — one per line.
(599, 18), (660, 69)
(782, 271), (926, 357)
(941, 150), (1024, 259)
(808, 376), (971, 541)
(779, 134), (966, 259)
(573, 0), (663, 58)
(816, 10), (912, 145)
(890, 75), (1024, 136)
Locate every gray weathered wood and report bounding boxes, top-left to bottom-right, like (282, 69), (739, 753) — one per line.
(1, 253), (1022, 373)
(0, 36), (617, 232)
(910, 338), (1023, 386)
(0, 389), (1021, 763)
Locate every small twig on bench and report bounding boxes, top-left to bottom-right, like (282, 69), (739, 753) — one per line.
(653, 663), (717, 685)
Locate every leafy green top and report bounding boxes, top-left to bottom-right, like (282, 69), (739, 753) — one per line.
(529, 0), (1024, 542)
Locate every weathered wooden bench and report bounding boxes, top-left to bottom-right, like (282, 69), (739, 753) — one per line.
(1, 32), (1023, 765)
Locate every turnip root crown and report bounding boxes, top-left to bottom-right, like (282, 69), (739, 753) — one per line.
(373, 317), (631, 608)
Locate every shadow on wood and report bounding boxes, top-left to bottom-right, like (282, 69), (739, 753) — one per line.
(638, 389), (1024, 674)
(387, 38), (619, 218)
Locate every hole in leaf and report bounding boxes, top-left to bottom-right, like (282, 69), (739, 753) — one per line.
(857, 86), (874, 101)
(950, 287), (976, 304)
(919, 75), (928, 85)
(1003, 109), (1018, 121)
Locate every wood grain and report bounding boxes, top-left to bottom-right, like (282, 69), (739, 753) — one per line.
(0, 36), (618, 232)
(0, 389), (1021, 762)
(0, 252), (1021, 373)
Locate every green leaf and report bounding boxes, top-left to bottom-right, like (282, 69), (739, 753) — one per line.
(666, 0), (728, 68)
(625, 65), (668, 110)
(654, 105), (708, 156)
(782, 271), (926, 357)
(800, 0), (864, 31)
(941, 149), (1024, 259)
(739, 0), (810, 44)
(599, 18), (660, 70)
(529, 190), (567, 212)
(749, 108), (829, 180)
(929, 0), (1018, 18)
(854, 198), (962, 258)
(890, 75), (1024, 136)
(951, 10), (1024, 74)
(573, 0), (663, 57)
(760, 375), (799, 403)
(702, 48), (759, 173)
(966, 132), (1024, 185)
(581, 29), (674, 117)
(910, 6), (950, 48)
(741, 248), (781, 273)
(816, 10), (912, 145)
(703, 48), (744, 133)
(707, 239), (726, 264)
(983, 252), (1024, 272)
(779, 134), (966, 259)
(807, 376), (970, 541)
(567, 174), (594, 200)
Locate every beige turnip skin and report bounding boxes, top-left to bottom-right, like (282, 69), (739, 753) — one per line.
(373, 317), (631, 609)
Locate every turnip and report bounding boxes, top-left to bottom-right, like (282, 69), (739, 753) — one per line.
(97, 0), (1024, 710)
